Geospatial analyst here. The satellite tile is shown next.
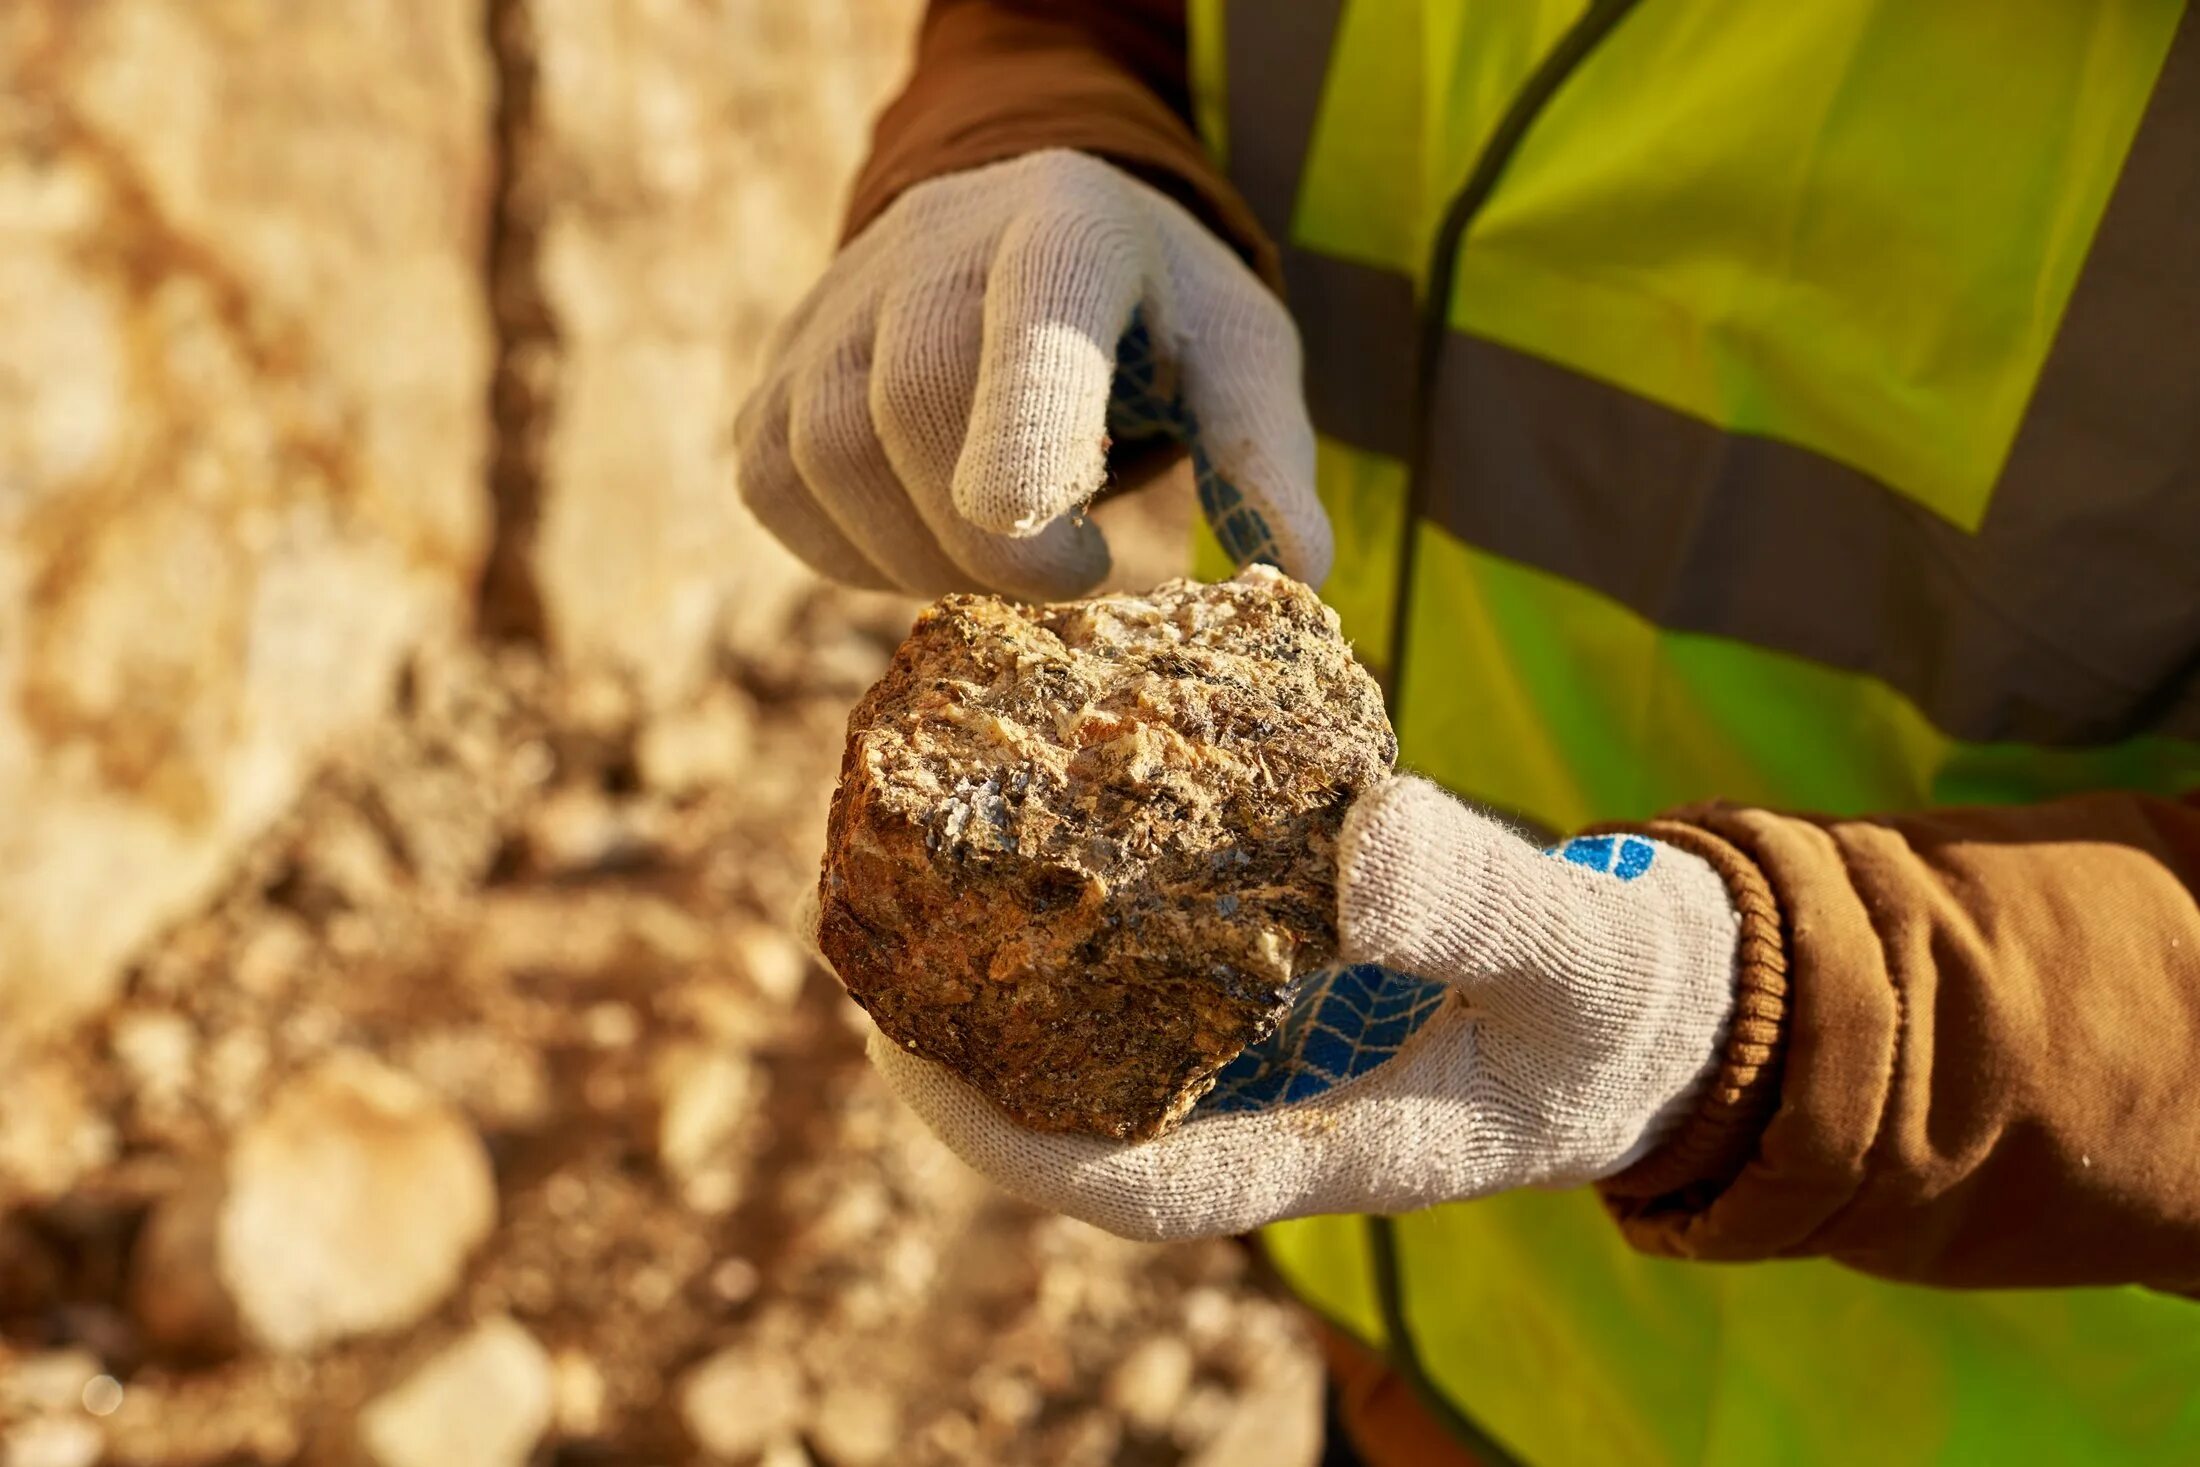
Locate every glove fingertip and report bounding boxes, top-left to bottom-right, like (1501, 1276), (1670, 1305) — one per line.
(1189, 439), (1329, 589)
(952, 433), (1111, 539)
(1336, 775), (1453, 966)
(1273, 508), (1334, 589)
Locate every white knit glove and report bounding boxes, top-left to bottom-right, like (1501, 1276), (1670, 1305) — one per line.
(734, 149), (1329, 600)
(860, 776), (1742, 1242)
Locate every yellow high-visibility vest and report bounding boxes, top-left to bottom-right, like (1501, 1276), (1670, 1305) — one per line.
(1186, 2), (2200, 1461)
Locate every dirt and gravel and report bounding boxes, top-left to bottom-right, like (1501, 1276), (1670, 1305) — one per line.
(0, 570), (1321, 1466)
(2, 1), (1326, 1458)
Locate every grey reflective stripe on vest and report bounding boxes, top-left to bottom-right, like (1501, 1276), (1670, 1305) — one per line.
(1225, 3), (2200, 746)
(1286, 251), (1420, 463)
(1222, 0), (1347, 241)
(1222, 1), (1424, 456)
(1431, 334), (2200, 744)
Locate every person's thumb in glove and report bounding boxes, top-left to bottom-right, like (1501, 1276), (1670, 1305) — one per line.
(1337, 778), (1743, 1181)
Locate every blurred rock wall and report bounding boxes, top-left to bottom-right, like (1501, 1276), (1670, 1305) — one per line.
(0, 0), (921, 1032)
(512, 1), (919, 699)
(0, 0), (495, 1033)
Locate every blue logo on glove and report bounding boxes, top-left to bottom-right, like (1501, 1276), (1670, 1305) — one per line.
(1199, 962), (1450, 1114)
(1544, 834), (1656, 882)
(1108, 312), (1280, 569)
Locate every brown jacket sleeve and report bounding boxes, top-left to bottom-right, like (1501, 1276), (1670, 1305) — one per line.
(1603, 790), (2200, 1293)
(845, 0), (1277, 286)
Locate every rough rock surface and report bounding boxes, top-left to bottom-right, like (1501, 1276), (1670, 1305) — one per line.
(821, 567), (1396, 1140)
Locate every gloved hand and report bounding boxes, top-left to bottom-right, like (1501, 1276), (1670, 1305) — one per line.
(734, 149), (1330, 601)
(861, 776), (1742, 1242)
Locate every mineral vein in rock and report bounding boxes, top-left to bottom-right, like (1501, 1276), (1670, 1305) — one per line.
(819, 566), (1396, 1140)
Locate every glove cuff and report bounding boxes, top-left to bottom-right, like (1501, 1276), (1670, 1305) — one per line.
(1599, 817), (1791, 1201)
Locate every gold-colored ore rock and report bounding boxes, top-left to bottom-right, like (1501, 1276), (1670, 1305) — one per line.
(818, 566), (1396, 1140)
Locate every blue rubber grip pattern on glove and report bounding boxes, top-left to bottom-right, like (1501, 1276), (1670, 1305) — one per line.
(1107, 313), (1281, 569)
(1198, 963), (1452, 1114)
(1544, 834), (1657, 882)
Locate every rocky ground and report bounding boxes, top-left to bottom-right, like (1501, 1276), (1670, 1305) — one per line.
(0, 548), (1323, 1467)
(3, 2), (1326, 1461)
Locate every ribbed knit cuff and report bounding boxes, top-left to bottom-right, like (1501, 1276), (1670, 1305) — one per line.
(1597, 817), (1790, 1203)
(842, 7), (1282, 290)
(850, 122), (1280, 293)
